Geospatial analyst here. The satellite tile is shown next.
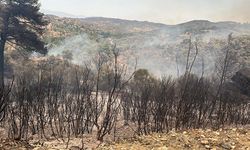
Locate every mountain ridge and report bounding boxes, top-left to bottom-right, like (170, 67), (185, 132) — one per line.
(42, 11), (250, 26)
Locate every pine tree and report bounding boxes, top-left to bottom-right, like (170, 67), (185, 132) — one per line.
(0, 0), (47, 121)
(0, 0), (47, 87)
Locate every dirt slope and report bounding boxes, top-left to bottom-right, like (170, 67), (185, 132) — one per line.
(99, 127), (250, 150)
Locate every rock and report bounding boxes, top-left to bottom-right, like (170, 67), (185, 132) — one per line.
(69, 146), (81, 150)
(205, 145), (210, 149)
(214, 131), (220, 136)
(33, 148), (46, 150)
(220, 142), (234, 150)
(201, 140), (209, 145)
(232, 128), (237, 132)
(209, 138), (218, 142)
(157, 146), (168, 150)
(100, 142), (106, 147)
(160, 138), (168, 142)
(169, 131), (177, 137)
(185, 145), (192, 149)
(206, 129), (212, 132)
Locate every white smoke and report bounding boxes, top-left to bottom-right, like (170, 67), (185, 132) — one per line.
(48, 34), (99, 64)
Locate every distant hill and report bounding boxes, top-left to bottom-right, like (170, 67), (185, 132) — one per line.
(43, 15), (250, 76)
(41, 9), (85, 18)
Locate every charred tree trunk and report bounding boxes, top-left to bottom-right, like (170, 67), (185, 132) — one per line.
(0, 33), (6, 89)
(0, 33), (6, 121)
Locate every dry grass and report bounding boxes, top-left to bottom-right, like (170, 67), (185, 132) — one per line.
(99, 127), (250, 150)
(0, 126), (250, 150)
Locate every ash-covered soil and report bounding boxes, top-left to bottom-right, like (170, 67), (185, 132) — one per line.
(0, 127), (249, 150)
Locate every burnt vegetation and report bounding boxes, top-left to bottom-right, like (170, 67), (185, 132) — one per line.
(0, 1), (250, 148)
(0, 34), (249, 145)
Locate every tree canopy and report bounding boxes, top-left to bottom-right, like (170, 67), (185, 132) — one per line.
(0, 0), (48, 86)
(0, 0), (47, 121)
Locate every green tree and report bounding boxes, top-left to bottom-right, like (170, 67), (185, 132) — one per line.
(132, 69), (157, 89)
(0, 0), (47, 87)
(134, 69), (152, 82)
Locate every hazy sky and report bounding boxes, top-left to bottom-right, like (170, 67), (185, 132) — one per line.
(40, 0), (250, 24)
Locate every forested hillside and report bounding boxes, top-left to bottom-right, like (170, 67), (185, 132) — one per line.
(41, 15), (250, 76)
